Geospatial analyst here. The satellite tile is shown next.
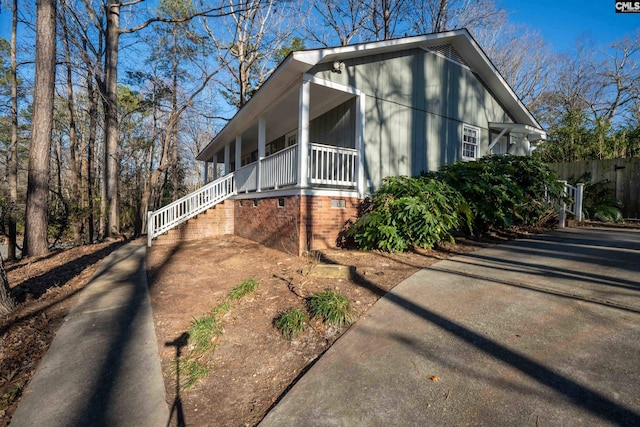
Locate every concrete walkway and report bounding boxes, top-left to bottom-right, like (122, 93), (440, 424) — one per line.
(260, 227), (640, 426)
(10, 242), (168, 427)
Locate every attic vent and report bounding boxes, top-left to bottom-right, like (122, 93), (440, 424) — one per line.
(428, 44), (469, 67)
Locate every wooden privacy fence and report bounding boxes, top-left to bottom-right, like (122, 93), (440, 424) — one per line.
(548, 158), (640, 219)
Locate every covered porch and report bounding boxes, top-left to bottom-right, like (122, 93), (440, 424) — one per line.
(197, 74), (367, 198)
(488, 122), (548, 155)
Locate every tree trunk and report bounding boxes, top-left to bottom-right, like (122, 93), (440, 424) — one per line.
(62, 15), (82, 246)
(0, 255), (15, 315)
(103, 0), (120, 238)
(8, 0), (19, 261)
(82, 37), (98, 244)
(170, 25), (180, 200)
(24, 0), (57, 257)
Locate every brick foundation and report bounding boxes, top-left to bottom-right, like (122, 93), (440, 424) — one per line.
(154, 200), (234, 244)
(299, 195), (360, 252)
(234, 195), (361, 255)
(155, 195), (361, 255)
(234, 196), (302, 255)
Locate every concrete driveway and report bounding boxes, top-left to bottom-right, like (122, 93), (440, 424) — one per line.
(260, 227), (640, 426)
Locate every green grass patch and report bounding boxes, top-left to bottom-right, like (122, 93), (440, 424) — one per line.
(308, 291), (352, 327)
(177, 359), (210, 390)
(211, 301), (231, 318)
(178, 278), (259, 390)
(188, 315), (223, 354)
(227, 278), (259, 301)
(274, 308), (307, 340)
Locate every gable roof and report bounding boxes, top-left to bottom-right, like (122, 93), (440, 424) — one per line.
(197, 29), (543, 161)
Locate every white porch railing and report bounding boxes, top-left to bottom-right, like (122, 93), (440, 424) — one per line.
(261, 144), (298, 189)
(147, 142), (358, 245)
(235, 162), (258, 193)
(309, 143), (358, 187)
(559, 181), (584, 227)
(147, 173), (235, 246)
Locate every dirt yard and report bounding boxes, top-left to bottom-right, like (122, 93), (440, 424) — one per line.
(0, 240), (123, 425)
(146, 235), (488, 426)
(0, 228), (539, 426)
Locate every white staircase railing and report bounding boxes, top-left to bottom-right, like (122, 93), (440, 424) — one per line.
(147, 142), (359, 245)
(147, 173), (236, 246)
(559, 181), (584, 227)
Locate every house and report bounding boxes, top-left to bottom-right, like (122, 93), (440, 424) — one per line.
(147, 29), (547, 255)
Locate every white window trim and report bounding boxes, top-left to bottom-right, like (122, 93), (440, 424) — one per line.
(461, 124), (480, 161)
(286, 129), (298, 147)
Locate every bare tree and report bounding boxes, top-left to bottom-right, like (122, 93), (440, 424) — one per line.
(138, 72), (216, 235)
(98, 0), (239, 238)
(61, 9), (83, 245)
(363, 0), (408, 41)
(24, 0), (57, 257)
(473, 15), (556, 112)
(204, 0), (299, 107)
(7, 0), (19, 260)
(0, 254), (14, 315)
(306, 0), (367, 46)
(409, 0), (503, 34)
(589, 33), (640, 123)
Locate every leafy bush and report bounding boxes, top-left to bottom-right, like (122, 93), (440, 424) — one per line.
(308, 291), (352, 327)
(437, 155), (561, 232)
(274, 308), (307, 340)
(346, 176), (472, 252)
(570, 174), (623, 222)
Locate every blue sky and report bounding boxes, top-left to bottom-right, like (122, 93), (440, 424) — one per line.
(0, 1), (637, 53)
(502, 0), (639, 52)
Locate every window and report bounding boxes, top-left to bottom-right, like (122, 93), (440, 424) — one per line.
(462, 124), (480, 160)
(286, 130), (297, 147)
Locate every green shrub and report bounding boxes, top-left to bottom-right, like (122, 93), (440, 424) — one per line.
(346, 176), (472, 252)
(274, 308), (307, 340)
(308, 291), (352, 327)
(570, 174), (623, 222)
(437, 155), (561, 231)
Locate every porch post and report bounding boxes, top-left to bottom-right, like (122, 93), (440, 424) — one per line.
(235, 135), (242, 171)
(356, 93), (366, 199)
(298, 80), (310, 188)
(576, 183), (584, 222)
(212, 155), (218, 180)
(257, 116), (266, 191)
(203, 161), (209, 184)
(224, 144), (230, 176)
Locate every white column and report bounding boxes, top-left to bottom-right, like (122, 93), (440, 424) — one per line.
(212, 155), (218, 180)
(258, 117), (266, 158)
(203, 161), (209, 184)
(235, 135), (242, 171)
(257, 116), (266, 191)
(356, 94), (366, 198)
(224, 144), (230, 176)
(298, 80), (310, 188)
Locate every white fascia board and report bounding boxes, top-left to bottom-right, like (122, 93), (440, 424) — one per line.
(490, 122), (546, 135)
(196, 55), (314, 161)
(454, 34), (542, 129)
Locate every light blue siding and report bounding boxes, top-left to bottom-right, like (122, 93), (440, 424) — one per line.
(311, 47), (513, 190)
